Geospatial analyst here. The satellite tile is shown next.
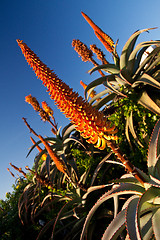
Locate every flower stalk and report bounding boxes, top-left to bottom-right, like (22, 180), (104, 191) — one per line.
(30, 136), (47, 161)
(38, 135), (67, 174)
(17, 39), (118, 150)
(90, 44), (109, 64)
(72, 39), (105, 77)
(25, 95), (58, 133)
(16, 40), (147, 185)
(81, 12), (114, 53)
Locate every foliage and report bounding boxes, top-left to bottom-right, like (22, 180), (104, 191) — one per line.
(80, 119), (160, 240)
(4, 11), (160, 240)
(0, 178), (41, 240)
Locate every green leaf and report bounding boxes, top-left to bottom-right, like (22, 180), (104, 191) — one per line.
(89, 89), (111, 105)
(120, 28), (156, 70)
(133, 46), (160, 79)
(90, 152), (113, 186)
(152, 208), (160, 239)
(92, 93), (116, 109)
(126, 196), (140, 240)
(63, 136), (86, 149)
(127, 40), (160, 74)
(132, 73), (160, 90)
(45, 155), (51, 179)
(140, 212), (153, 240)
(62, 124), (75, 140)
(147, 119), (160, 178)
(88, 64), (120, 75)
(84, 76), (107, 99)
(101, 209), (126, 240)
(136, 187), (160, 239)
(80, 183), (144, 240)
(138, 91), (160, 115)
(127, 111), (144, 148)
(104, 77), (127, 97)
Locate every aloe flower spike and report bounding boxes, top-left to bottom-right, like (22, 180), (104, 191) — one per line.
(81, 12), (114, 53)
(17, 39), (118, 150)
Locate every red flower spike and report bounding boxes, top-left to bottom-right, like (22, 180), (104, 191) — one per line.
(81, 12), (114, 53)
(38, 135), (67, 174)
(17, 39), (118, 150)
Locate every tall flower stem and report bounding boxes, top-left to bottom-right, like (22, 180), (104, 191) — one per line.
(106, 141), (145, 185)
(22, 117), (38, 137)
(17, 40), (145, 184)
(17, 40), (117, 150)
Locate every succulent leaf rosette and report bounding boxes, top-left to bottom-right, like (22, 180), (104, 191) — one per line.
(80, 119), (160, 240)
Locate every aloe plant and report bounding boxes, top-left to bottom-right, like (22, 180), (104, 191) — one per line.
(13, 11), (160, 240)
(80, 119), (160, 240)
(79, 13), (160, 148)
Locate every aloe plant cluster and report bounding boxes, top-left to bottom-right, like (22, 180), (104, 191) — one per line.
(6, 11), (160, 240)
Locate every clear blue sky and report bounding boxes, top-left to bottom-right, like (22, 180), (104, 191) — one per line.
(0, 0), (160, 199)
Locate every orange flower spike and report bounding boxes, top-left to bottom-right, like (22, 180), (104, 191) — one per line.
(17, 40), (118, 149)
(30, 137), (48, 161)
(30, 136), (42, 152)
(42, 101), (53, 117)
(38, 135), (67, 174)
(81, 12), (114, 52)
(94, 31), (114, 53)
(25, 94), (41, 112)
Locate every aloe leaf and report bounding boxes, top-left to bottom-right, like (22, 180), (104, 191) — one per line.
(132, 73), (160, 90)
(136, 187), (160, 239)
(102, 209), (126, 240)
(61, 123), (74, 138)
(56, 126), (62, 138)
(45, 155), (51, 179)
(92, 93), (116, 109)
(104, 77), (127, 97)
(120, 28), (156, 70)
(80, 183), (144, 240)
(128, 111), (144, 148)
(55, 217), (85, 240)
(36, 218), (55, 240)
(88, 63), (120, 75)
(152, 208), (160, 239)
(84, 76), (107, 99)
(125, 115), (133, 149)
(90, 152), (113, 186)
(63, 136), (86, 149)
(146, 55), (160, 74)
(112, 177), (141, 185)
(89, 89), (112, 105)
(26, 140), (43, 158)
(134, 46), (160, 79)
(18, 183), (34, 224)
(147, 119), (160, 177)
(86, 87), (96, 100)
(39, 160), (48, 175)
(127, 40), (160, 74)
(27, 137), (62, 158)
(67, 158), (79, 180)
(82, 184), (112, 206)
(138, 90), (160, 115)
(135, 168), (150, 183)
(115, 75), (131, 86)
(125, 196), (140, 240)
(132, 46), (149, 76)
(79, 168), (90, 185)
(139, 212), (153, 240)
(149, 175), (160, 187)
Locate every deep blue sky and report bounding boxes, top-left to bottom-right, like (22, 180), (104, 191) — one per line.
(1, 0), (160, 199)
